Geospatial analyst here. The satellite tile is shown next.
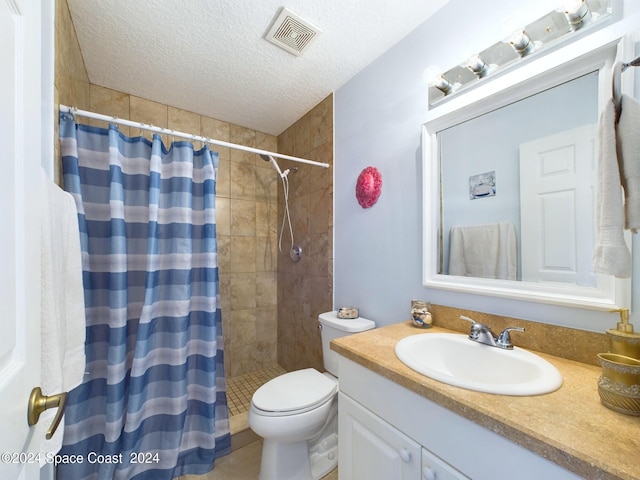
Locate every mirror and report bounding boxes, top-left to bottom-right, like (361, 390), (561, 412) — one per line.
(422, 31), (632, 310)
(440, 71), (598, 285)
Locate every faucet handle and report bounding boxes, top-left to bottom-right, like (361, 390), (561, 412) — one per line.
(496, 327), (525, 350)
(460, 316), (491, 341)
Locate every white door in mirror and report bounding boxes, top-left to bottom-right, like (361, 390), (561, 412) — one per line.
(520, 124), (596, 286)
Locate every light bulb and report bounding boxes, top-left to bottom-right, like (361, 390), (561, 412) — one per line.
(422, 66), (442, 87)
(561, 0), (591, 29)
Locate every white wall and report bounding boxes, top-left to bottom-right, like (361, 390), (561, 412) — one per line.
(334, 0), (640, 332)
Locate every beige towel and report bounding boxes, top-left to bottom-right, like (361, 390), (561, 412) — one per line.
(449, 221), (516, 280)
(618, 94), (640, 232)
(593, 100), (631, 277)
(39, 169), (86, 459)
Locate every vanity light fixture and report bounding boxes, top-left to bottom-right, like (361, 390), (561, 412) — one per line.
(509, 30), (535, 57)
(423, 66), (457, 94)
(561, 0), (592, 30)
(426, 0), (611, 107)
(432, 74), (455, 94)
(466, 55), (491, 77)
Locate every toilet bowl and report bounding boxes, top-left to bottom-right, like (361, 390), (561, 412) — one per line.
(248, 311), (375, 480)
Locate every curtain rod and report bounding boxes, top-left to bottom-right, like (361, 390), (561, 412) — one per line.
(59, 105), (330, 169)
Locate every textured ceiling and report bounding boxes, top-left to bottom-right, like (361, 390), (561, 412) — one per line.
(67, 0), (450, 136)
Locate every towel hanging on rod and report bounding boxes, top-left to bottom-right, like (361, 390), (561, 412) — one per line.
(612, 55), (640, 110)
(58, 104), (330, 169)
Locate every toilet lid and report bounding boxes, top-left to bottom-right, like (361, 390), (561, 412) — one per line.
(252, 368), (337, 415)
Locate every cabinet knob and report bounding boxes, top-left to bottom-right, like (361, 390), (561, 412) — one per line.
(399, 448), (411, 463)
(422, 466), (436, 480)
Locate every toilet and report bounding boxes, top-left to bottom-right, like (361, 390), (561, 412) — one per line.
(248, 311), (375, 480)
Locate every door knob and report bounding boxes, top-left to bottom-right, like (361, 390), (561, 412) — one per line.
(27, 387), (68, 439)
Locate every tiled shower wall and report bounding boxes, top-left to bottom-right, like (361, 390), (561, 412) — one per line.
(276, 97), (334, 372)
(55, 0), (283, 378)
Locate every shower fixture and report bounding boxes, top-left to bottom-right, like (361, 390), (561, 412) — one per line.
(260, 154), (302, 263)
(261, 153), (287, 178)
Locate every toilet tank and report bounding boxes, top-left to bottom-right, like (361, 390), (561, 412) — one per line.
(319, 311), (375, 377)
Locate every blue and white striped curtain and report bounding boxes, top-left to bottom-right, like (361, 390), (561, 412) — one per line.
(58, 113), (230, 479)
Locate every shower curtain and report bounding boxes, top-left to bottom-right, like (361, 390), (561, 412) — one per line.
(58, 113), (230, 479)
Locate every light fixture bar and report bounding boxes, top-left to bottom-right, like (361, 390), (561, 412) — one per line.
(426, 0), (611, 106)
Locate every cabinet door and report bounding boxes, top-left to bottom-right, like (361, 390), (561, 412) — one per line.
(422, 448), (470, 480)
(339, 393), (421, 480)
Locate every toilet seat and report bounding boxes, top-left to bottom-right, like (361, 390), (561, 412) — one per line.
(252, 368), (337, 417)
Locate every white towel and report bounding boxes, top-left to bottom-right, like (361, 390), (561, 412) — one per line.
(449, 221), (516, 280)
(618, 94), (640, 232)
(39, 168), (86, 460)
(593, 100), (632, 277)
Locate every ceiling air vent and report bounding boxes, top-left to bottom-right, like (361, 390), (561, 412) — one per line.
(265, 7), (322, 57)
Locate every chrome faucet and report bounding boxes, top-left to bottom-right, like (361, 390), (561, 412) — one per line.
(460, 315), (525, 350)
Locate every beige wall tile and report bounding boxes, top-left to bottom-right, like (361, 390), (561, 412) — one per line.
(227, 344), (257, 377)
(216, 157), (231, 198)
(55, 0), (90, 186)
(55, 0), (89, 91)
(256, 236), (278, 273)
(230, 162), (256, 200)
(256, 131), (277, 153)
(255, 201), (277, 238)
(256, 272), (277, 307)
(218, 273), (231, 312)
(255, 165), (278, 202)
(228, 309), (255, 345)
(217, 236), (231, 274)
(229, 124), (255, 165)
(215, 197), (231, 236)
(168, 107), (201, 137)
(277, 94), (334, 372)
(230, 199), (256, 236)
(256, 305), (278, 343)
(309, 188), (330, 235)
(291, 193), (311, 239)
(130, 96), (168, 127)
(130, 96), (168, 143)
(230, 236), (257, 274)
(256, 341), (278, 367)
(202, 117), (231, 161)
(90, 85), (130, 119)
(89, 85), (130, 134)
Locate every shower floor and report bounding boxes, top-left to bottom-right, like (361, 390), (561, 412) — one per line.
(226, 364), (286, 437)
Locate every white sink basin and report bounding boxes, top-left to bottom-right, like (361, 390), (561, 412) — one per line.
(395, 333), (563, 396)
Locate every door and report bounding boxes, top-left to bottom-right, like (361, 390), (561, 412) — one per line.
(519, 124), (596, 286)
(0, 0), (46, 478)
(339, 393), (421, 480)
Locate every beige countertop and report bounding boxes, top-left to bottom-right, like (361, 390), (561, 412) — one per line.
(331, 321), (640, 480)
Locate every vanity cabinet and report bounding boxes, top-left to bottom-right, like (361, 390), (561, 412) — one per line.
(339, 392), (422, 479)
(340, 392), (468, 480)
(337, 356), (582, 480)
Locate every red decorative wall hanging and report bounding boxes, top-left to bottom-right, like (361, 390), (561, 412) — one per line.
(355, 166), (382, 209)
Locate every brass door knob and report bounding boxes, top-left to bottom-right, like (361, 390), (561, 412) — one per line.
(27, 387), (68, 439)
